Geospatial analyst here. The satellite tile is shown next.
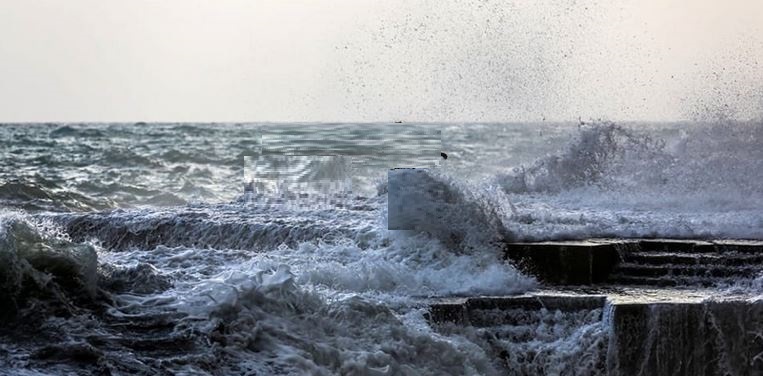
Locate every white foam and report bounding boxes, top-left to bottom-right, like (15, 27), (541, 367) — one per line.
(496, 122), (763, 241)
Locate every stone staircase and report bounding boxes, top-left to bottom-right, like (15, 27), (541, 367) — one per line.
(607, 240), (763, 287)
(428, 295), (763, 375)
(435, 240), (763, 375)
(504, 239), (763, 288)
(428, 296), (609, 373)
(428, 295), (607, 325)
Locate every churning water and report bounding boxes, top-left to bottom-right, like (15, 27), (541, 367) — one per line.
(1, 122), (762, 374)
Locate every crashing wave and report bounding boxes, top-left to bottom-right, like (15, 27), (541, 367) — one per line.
(497, 122), (671, 194)
(0, 212), (99, 319)
(171, 263), (503, 375)
(50, 203), (380, 252)
(496, 121), (763, 241)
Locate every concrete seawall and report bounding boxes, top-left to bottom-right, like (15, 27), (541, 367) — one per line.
(503, 241), (621, 284)
(429, 294), (763, 375)
(608, 300), (763, 375)
(430, 239), (763, 375)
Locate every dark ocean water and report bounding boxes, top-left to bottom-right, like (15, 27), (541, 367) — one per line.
(1, 122), (762, 374)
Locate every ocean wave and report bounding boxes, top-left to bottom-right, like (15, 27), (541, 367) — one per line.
(0, 181), (115, 212)
(385, 168), (513, 247)
(496, 121), (763, 240)
(168, 263), (503, 375)
(0, 196), (534, 374)
(48, 193), (536, 296)
(497, 122), (670, 194)
(3, 122), (763, 374)
(0, 212), (99, 320)
(52, 203), (380, 252)
(501, 121), (763, 197)
(48, 125), (107, 139)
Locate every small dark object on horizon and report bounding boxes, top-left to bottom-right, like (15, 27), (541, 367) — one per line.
(441, 152), (448, 160)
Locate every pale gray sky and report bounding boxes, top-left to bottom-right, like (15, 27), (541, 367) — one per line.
(1, 0), (762, 122)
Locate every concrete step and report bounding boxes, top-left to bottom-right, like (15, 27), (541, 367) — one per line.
(712, 240), (763, 253)
(623, 252), (763, 266)
(637, 239), (763, 254)
(467, 306), (607, 328)
(430, 294), (763, 375)
(604, 274), (743, 287)
(637, 239), (715, 253)
(503, 241), (620, 285)
(479, 309), (603, 342)
(504, 239), (763, 287)
(428, 295), (607, 326)
(614, 264), (760, 278)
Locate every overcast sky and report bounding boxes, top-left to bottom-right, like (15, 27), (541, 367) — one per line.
(1, 0), (762, 122)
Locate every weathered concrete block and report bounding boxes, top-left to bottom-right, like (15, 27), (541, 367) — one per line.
(465, 295), (607, 312)
(608, 301), (763, 376)
(428, 302), (469, 325)
(504, 241), (621, 285)
(712, 240), (763, 253)
(429, 293), (763, 375)
(428, 295), (608, 327)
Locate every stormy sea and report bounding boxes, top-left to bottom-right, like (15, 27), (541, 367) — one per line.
(1, 122), (762, 375)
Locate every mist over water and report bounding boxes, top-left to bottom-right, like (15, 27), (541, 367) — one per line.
(1, 121), (762, 374)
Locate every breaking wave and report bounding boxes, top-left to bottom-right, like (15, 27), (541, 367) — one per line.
(0, 170), (536, 374)
(498, 122), (670, 194)
(0, 212), (99, 320)
(497, 121), (763, 241)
